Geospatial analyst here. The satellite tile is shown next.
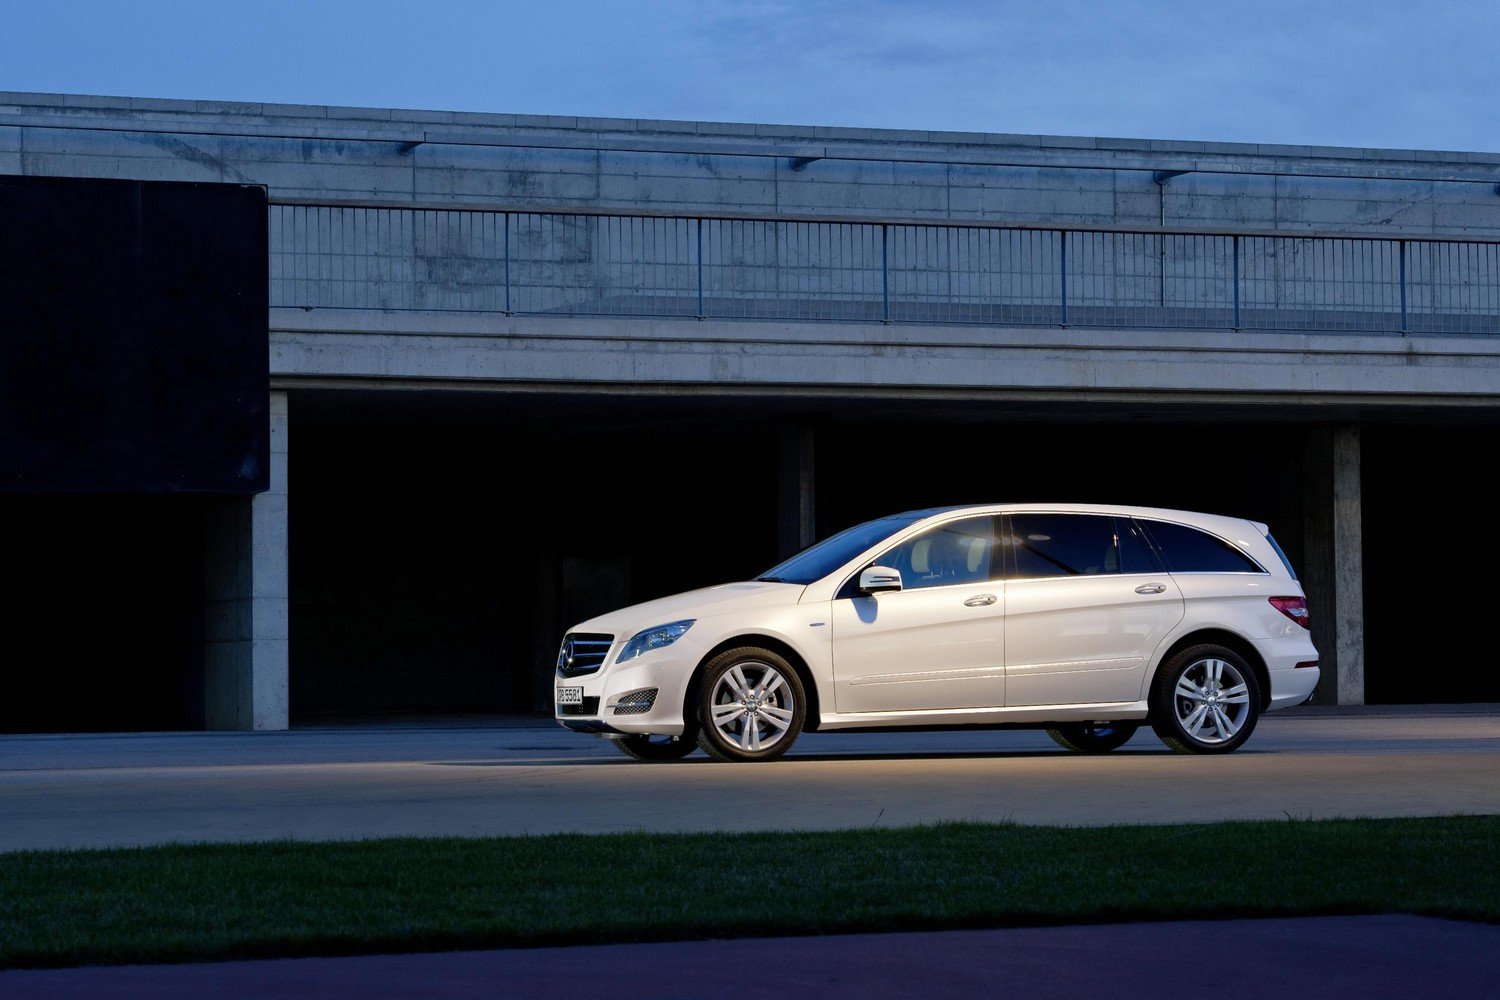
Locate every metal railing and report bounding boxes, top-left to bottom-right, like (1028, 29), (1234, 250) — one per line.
(269, 203), (1500, 336)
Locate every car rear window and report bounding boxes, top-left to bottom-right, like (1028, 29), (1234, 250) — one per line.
(1265, 532), (1299, 580)
(1140, 519), (1263, 574)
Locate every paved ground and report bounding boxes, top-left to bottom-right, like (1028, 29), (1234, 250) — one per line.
(0, 707), (1496, 852)
(4, 915), (1496, 998)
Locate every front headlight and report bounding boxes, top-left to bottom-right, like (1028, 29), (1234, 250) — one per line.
(616, 620), (695, 664)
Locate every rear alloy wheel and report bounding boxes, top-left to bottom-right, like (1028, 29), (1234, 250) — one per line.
(1046, 722), (1138, 753)
(611, 733), (697, 761)
(695, 648), (806, 762)
(1150, 644), (1262, 755)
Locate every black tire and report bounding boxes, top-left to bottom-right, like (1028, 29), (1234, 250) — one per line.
(1046, 722), (1138, 753)
(1149, 643), (1262, 755)
(694, 647), (807, 762)
(611, 733), (697, 762)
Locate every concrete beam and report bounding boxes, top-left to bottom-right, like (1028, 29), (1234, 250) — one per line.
(269, 311), (1500, 404)
(203, 391), (289, 730)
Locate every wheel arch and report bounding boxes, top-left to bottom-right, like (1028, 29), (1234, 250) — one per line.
(689, 634), (824, 732)
(1149, 628), (1272, 710)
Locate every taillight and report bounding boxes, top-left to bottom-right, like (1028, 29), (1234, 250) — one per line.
(1269, 596), (1310, 629)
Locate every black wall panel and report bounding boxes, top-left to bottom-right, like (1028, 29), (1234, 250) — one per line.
(0, 176), (268, 493)
(1, 494), (208, 732)
(290, 416), (776, 719)
(1362, 428), (1499, 704)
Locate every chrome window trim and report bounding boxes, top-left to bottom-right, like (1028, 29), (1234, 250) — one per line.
(1001, 570), (1184, 584)
(823, 508), (1277, 598)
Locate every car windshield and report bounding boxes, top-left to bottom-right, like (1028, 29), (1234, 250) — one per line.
(756, 513), (927, 586)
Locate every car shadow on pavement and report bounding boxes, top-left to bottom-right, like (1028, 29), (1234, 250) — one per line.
(424, 748), (1217, 767)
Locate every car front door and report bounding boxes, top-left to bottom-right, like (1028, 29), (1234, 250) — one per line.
(831, 515), (1006, 713)
(1001, 513), (1184, 706)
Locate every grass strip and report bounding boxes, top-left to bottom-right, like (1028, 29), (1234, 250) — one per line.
(1, 815), (1495, 969)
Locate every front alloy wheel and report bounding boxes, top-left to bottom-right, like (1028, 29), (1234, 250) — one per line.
(695, 648), (806, 762)
(1150, 644), (1262, 754)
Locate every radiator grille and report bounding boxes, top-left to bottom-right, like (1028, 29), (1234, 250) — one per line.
(557, 633), (613, 678)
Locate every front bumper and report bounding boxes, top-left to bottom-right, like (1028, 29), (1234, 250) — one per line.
(552, 640), (700, 736)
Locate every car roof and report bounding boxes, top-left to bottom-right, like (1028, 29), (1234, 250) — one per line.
(899, 503), (1267, 537)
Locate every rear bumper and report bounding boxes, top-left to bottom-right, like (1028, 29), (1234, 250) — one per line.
(1257, 632), (1321, 709)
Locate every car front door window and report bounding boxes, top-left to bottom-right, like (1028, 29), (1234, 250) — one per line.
(878, 516), (997, 590)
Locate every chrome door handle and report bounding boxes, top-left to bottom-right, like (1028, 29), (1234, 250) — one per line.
(1134, 583), (1167, 595)
(964, 594), (998, 607)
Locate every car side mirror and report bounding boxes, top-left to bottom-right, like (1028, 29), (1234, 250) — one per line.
(858, 565), (903, 594)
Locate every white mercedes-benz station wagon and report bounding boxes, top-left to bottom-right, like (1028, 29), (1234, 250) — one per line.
(555, 504), (1319, 762)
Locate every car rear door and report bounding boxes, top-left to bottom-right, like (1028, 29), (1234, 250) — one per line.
(1001, 513), (1184, 706)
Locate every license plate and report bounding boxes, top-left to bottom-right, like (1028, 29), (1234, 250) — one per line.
(556, 686), (583, 706)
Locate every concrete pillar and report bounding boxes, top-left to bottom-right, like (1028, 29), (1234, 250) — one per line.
(203, 391), (289, 730)
(1303, 426), (1364, 706)
(531, 544), (560, 715)
(777, 424), (816, 558)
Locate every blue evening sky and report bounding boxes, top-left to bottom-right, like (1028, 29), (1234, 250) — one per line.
(2, 0), (1496, 151)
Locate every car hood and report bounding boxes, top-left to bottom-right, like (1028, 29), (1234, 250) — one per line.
(572, 581), (803, 638)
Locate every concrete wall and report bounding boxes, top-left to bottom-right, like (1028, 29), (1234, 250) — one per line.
(6, 91), (1500, 237)
(11, 93), (1496, 356)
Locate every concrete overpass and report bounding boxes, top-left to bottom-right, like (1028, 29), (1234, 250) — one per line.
(4, 92), (1498, 730)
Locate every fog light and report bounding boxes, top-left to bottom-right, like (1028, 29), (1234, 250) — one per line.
(613, 689), (659, 715)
